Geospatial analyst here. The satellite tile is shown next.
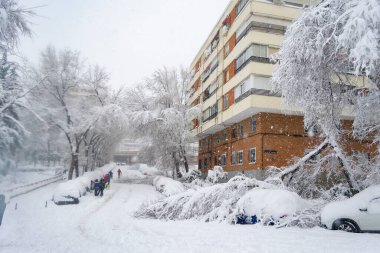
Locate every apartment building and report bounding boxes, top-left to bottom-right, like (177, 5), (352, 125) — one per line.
(187, 0), (373, 178)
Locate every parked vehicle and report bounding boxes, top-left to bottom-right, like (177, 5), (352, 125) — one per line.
(235, 189), (310, 225)
(321, 185), (380, 233)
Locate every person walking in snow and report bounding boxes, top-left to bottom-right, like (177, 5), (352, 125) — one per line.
(99, 178), (105, 197)
(94, 179), (100, 196)
(117, 169), (122, 179)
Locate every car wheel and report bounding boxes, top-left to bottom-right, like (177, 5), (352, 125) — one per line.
(334, 220), (359, 233)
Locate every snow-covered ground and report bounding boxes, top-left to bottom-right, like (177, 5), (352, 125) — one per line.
(1, 179), (380, 253)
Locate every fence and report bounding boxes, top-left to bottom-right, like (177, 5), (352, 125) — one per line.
(3, 174), (65, 199)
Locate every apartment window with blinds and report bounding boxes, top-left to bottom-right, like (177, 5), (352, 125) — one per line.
(249, 148), (256, 164)
(237, 151), (243, 165)
(236, 44), (268, 70)
(237, 0), (249, 15)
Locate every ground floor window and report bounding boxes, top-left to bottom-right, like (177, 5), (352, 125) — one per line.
(220, 154), (226, 166)
(249, 148), (256, 164)
(237, 151), (243, 165)
(231, 152), (235, 165)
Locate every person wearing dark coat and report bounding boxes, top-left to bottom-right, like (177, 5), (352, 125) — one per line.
(99, 178), (105, 197)
(94, 179), (100, 196)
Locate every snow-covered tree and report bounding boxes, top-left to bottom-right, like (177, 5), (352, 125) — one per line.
(272, 0), (380, 194)
(125, 67), (199, 178)
(0, 0), (32, 174)
(32, 47), (124, 179)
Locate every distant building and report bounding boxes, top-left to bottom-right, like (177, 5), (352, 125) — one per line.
(187, 0), (374, 178)
(112, 139), (143, 164)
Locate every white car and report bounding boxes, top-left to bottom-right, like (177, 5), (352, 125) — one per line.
(321, 185), (380, 233)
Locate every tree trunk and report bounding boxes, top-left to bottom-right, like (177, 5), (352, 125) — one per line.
(179, 146), (189, 173)
(68, 153), (77, 180)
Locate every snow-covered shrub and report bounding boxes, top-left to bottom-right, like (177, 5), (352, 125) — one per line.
(153, 176), (186, 197)
(181, 167), (201, 183)
(206, 166), (227, 184)
(136, 176), (275, 222)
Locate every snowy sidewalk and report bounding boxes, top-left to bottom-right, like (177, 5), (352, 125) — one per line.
(1, 182), (380, 253)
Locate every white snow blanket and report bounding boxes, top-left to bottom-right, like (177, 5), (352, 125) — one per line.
(152, 176), (186, 197)
(236, 189), (310, 220)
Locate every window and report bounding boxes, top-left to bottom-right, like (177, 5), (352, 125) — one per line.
(250, 117), (257, 132)
(199, 160), (202, 170)
(220, 154), (227, 166)
(222, 130), (227, 142)
(236, 44), (268, 70)
(249, 148), (256, 164)
(204, 81), (218, 101)
(236, 19), (250, 42)
(225, 43), (230, 57)
(234, 78), (249, 99)
(231, 152), (236, 165)
(238, 124), (244, 137)
(231, 127), (237, 138)
(237, 151), (243, 165)
(223, 94), (229, 110)
(202, 103), (218, 122)
(237, 0), (249, 15)
(284, 1), (303, 8)
(216, 134), (220, 144)
(210, 57), (219, 73)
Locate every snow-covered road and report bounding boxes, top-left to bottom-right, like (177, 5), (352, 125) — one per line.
(1, 182), (380, 253)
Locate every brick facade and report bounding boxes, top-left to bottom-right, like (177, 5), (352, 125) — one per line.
(198, 113), (375, 174)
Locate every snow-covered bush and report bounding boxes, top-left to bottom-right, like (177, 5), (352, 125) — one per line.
(136, 176), (275, 222)
(181, 167), (201, 183)
(152, 176), (186, 197)
(206, 166), (227, 184)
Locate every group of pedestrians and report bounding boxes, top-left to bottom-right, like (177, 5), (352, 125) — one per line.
(92, 171), (113, 197)
(91, 168), (122, 197)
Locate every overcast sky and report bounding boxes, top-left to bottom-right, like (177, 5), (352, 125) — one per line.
(19, 0), (231, 89)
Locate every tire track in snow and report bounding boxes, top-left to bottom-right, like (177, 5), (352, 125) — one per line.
(77, 185), (120, 242)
